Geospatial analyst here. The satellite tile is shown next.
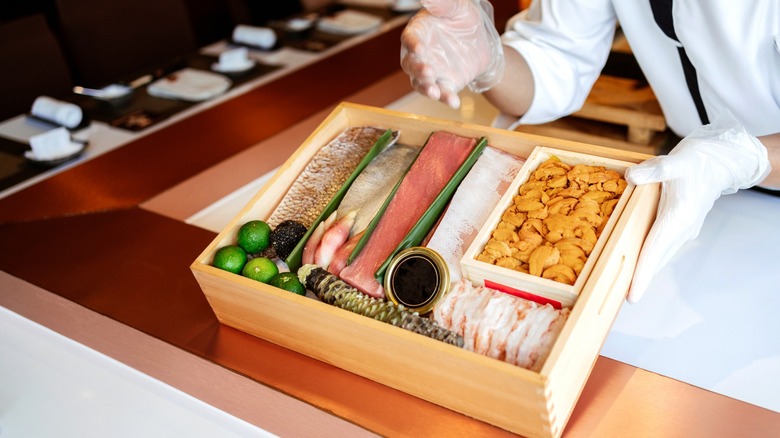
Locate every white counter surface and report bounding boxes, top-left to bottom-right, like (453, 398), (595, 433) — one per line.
(602, 187), (780, 412)
(0, 306), (273, 438)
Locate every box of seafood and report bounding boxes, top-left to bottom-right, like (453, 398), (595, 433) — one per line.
(190, 102), (660, 438)
(461, 146), (637, 309)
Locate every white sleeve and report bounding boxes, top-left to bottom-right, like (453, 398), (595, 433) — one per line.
(500, 0), (618, 125)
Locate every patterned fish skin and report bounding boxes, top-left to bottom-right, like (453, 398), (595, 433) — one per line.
(267, 126), (388, 229)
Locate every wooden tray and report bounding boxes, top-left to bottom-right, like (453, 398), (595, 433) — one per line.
(190, 102), (660, 438)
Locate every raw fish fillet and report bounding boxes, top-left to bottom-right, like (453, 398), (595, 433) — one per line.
(339, 131), (477, 298)
(336, 143), (419, 236)
(426, 147), (524, 282)
(267, 126), (387, 229)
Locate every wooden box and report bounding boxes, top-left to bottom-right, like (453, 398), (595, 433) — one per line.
(461, 146), (637, 309)
(190, 103), (660, 438)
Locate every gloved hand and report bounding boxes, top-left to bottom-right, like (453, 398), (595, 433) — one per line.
(400, 0), (504, 109)
(625, 112), (771, 303)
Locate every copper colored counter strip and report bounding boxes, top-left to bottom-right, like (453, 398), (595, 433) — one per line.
(0, 24), (404, 224)
(0, 207), (218, 349)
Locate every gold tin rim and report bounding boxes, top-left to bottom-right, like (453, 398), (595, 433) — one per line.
(383, 246), (450, 315)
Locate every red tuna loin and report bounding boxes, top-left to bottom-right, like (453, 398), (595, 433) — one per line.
(338, 131), (477, 297)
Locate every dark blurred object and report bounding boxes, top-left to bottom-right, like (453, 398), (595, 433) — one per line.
(0, 0), (58, 24)
(0, 14), (74, 122)
(182, 0), (236, 47)
(227, 0), (304, 25)
(602, 50), (648, 84)
(55, 0), (198, 87)
(490, 0), (521, 33)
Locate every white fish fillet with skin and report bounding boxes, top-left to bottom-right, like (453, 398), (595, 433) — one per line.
(426, 147), (525, 282)
(336, 142), (419, 236)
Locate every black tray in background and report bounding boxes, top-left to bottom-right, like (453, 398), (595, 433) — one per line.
(68, 54), (281, 132)
(0, 135), (54, 192)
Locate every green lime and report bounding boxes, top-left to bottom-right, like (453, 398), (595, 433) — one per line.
(237, 220), (271, 254)
(269, 272), (306, 296)
(213, 245), (247, 274)
(241, 257), (278, 283)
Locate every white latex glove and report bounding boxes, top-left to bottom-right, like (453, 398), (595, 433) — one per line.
(400, 0), (504, 109)
(625, 112), (771, 303)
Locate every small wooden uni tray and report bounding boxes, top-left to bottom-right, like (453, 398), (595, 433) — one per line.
(461, 146), (636, 309)
(190, 102), (660, 438)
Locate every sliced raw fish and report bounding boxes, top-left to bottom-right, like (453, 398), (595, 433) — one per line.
(302, 220), (326, 265)
(315, 210), (356, 270)
(433, 280), (569, 372)
(339, 131), (477, 298)
(328, 231), (363, 275)
(336, 143), (419, 236)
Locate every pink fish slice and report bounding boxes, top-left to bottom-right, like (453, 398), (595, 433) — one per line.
(315, 210), (357, 270)
(327, 230), (364, 276)
(302, 221), (326, 265)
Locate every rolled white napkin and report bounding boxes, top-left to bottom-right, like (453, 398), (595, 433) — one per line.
(26, 127), (83, 161)
(31, 96), (83, 129)
(232, 25), (277, 49)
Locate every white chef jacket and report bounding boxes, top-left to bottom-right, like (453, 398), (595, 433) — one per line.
(500, 0), (780, 138)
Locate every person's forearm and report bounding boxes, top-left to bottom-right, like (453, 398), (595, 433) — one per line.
(757, 133), (780, 190)
(483, 46), (535, 117)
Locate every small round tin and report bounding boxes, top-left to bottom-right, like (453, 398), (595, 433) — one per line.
(383, 247), (449, 315)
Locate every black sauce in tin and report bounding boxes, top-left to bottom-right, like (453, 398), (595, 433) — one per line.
(385, 247), (449, 314)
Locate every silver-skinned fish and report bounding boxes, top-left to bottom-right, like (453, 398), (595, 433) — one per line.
(335, 142), (419, 236)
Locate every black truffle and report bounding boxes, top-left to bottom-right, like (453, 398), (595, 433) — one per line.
(271, 220), (308, 260)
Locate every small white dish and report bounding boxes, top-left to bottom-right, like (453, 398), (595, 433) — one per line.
(211, 58), (256, 74)
(392, 0), (422, 12)
(24, 140), (86, 166)
(285, 17), (314, 32)
(73, 84), (131, 101)
(147, 68), (232, 102)
(316, 10), (383, 35)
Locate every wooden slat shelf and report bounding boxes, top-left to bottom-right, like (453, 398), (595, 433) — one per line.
(517, 74), (671, 155)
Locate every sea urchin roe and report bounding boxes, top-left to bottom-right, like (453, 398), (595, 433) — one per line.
(476, 157), (627, 285)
